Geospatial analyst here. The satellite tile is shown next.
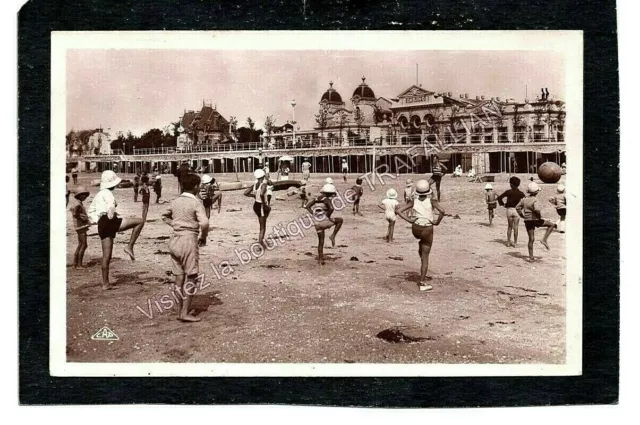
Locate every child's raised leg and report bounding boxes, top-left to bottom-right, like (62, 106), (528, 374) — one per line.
(328, 217), (343, 247)
(540, 220), (556, 250)
(212, 193), (222, 213)
(119, 217), (145, 261)
(100, 237), (114, 290)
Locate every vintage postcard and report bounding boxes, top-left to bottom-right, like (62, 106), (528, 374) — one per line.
(50, 31), (583, 377)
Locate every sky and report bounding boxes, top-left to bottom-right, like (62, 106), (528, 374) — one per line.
(66, 49), (565, 136)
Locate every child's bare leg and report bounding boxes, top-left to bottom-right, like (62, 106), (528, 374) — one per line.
(506, 217), (513, 246)
(78, 232), (88, 267)
(100, 237), (114, 289)
(205, 205), (211, 219)
(258, 216), (268, 248)
(513, 217), (520, 246)
(73, 233), (82, 267)
(328, 217), (343, 247)
(119, 217), (144, 261)
(389, 221), (395, 242)
(527, 228), (535, 261)
(217, 193), (222, 212)
(540, 220), (555, 250)
(419, 241), (432, 283)
(317, 230), (325, 265)
(178, 273), (201, 322)
(435, 180), (441, 201)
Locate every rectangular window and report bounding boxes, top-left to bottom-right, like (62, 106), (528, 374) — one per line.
(498, 127), (509, 143)
(484, 129), (494, 143)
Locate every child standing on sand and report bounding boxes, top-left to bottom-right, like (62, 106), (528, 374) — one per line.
(379, 188), (400, 242)
(516, 182), (557, 262)
(153, 175), (162, 203)
(140, 175), (151, 222)
(549, 184), (567, 233)
(266, 177), (274, 206)
(161, 173), (209, 323)
(497, 176), (526, 247)
(209, 177), (223, 213)
(133, 173), (140, 202)
(71, 186), (92, 268)
(299, 181), (308, 208)
(484, 183), (498, 226)
(87, 170), (145, 290)
(404, 179), (415, 203)
(341, 158), (348, 182)
(351, 177), (364, 216)
(305, 183), (344, 265)
(199, 175), (214, 219)
(396, 180), (445, 292)
(244, 169), (270, 248)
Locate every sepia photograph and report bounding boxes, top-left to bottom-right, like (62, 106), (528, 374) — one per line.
(50, 31), (583, 376)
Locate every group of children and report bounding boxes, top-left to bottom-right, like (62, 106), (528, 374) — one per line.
(69, 159), (567, 325)
(483, 176), (567, 262)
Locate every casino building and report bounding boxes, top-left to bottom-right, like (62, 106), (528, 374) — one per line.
(268, 77), (566, 174)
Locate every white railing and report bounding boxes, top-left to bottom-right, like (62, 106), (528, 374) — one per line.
(74, 132), (564, 159)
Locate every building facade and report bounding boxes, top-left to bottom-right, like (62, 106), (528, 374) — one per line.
(177, 102), (230, 150)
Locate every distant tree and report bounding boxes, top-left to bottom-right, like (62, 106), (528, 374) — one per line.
(246, 117), (255, 144)
(228, 116), (239, 142)
(237, 126), (263, 145)
(139, 128), (164, 149)
(264, 115), (276, 142)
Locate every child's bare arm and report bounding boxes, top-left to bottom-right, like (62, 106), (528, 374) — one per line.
(243, 186), (254, 197)
(431, 200), (445, 225)
(515, 199), (525, 218)
(161, 206), (173, 226)
(195, 204), (209, 243)
(305, 198), (317, 215)
(396, 201), (416, 223)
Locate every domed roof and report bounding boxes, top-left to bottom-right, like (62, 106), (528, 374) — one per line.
(320, 82), (343, 104)
(352, 76), (376, 100)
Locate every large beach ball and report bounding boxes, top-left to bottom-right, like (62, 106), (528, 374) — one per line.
(537, 161), (563, 183)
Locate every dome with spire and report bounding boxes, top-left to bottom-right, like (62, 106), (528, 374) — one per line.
(352, 76), (376, 100)
(320, 82), (343, 104)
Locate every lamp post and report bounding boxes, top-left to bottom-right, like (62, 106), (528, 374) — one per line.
(133, 145), (136, 174)
(291, 99), (297, 148)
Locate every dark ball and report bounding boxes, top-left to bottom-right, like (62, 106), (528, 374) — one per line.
(537, 162), (562, 183)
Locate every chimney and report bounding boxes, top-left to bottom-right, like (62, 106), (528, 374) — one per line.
(465, 93), (469, 99)
(476, 96), (480, 100)
(497, 97), (501, 101)
(448, 91), (452, 97)
(481, 95), (485, 100)
(491, 97), (495, 101)
(460, 94), (464, 99)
